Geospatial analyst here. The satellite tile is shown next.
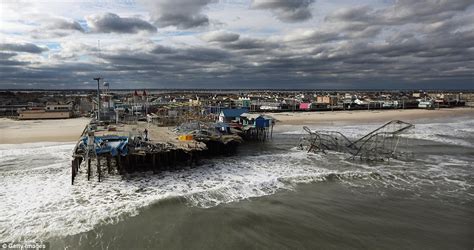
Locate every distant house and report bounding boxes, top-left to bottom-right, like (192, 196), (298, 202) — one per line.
(19, 108), (72, 120)
(418, 100), (434, 109)
(259, 103), (280, 111)
(45, 102), (73, 111)
(19, 102), (74, 120)
(218, 108), (248, 123)
(239, 97), (251, 108)
(316, 96), (337, 105)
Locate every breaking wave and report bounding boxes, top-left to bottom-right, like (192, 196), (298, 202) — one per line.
(0, 117), (473, 241)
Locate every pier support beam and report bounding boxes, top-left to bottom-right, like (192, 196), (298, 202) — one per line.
(97, 157), (101, 182)
(71, 159), (76, 185)
(271, 124), (273, 139)
(152, 153), (156, 173)
(116, 155), (122, 173)
(126, 155), (130, 172)
(87, 158), (91, 181)
(107, 156), (111, 174)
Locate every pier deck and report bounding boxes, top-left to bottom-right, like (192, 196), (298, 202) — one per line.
(93, 122), (208, 151)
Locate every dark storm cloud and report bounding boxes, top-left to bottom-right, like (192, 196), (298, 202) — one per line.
(0, 43), (48, 54)
(327, 0), (474, 25)
(0, 52), (17, 60)
(3, 22), (473, 89)
(45, 18), (85, 32)
(221, 38), (279, 51)
(201, 31), (240, 43)
(383, 0), (474, 23)
(100, 44), (231, 69)
(142, 0), (215, 29)
(202, 32), (279, 52)
(30, 18), (85, 39)
(251, 0), (315, 22)
(0, 52), (27, 68)
(150, 45), (175, 54)
(86, 13), (157, 33)
(0, 59), (27, 67)
(1, 1), (473, 89)
(168, 47), (231, 62)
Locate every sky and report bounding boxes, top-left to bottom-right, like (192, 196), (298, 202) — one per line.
(0, 0), (473, 89)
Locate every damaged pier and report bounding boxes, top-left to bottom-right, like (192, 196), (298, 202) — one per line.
(71, 120), (245, 184)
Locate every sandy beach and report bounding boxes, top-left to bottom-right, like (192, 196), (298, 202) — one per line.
(0, 108), (472, 144)
(0, 117), (91, 144)
(268, 107), (474, 125)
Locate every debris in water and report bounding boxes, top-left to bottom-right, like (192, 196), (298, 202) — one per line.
(299, 120), (414, 161)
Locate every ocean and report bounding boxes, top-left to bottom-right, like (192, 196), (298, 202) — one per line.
(0, 116), (473, 249)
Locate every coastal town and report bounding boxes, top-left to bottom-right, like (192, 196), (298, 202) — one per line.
(3, 87), (471, 184)
(2, 88), (472, 185)
(1, 89), (472, 121)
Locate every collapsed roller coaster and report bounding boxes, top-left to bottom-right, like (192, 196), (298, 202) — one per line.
(299, 120), (414, 161)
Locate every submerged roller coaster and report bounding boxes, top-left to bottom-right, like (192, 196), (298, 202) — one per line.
(299, 120), (414, 161)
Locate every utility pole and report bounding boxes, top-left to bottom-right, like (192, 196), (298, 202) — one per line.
(94, 77), (102, 121)
(94, 40), (102, 122)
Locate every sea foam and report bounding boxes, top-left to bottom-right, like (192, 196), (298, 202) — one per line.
(0, 118), (472, 241)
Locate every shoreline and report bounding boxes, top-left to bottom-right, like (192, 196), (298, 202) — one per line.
(267, 107), (474, 126)
(0, 108), (472, 144)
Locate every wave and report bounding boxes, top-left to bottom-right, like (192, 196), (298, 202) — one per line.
(0, 135), (472, 241)
(278, 118), (474, 147)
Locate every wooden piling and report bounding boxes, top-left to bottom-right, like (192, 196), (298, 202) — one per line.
(107, 156), (111, 174)
(116, 155), (121, 173)
(156, 153), (161, 172)
(270, 124), (273, 138)
(87, 158), (91, 181)
(126, 155), (130, 172)
(152, 153), (156, 173)
(71, 159), (75, 185)
(163, 152), (168, 170)
(172, 151), (176, 168)
(77, 157), (82, 172)
(97, 157), (101, 182)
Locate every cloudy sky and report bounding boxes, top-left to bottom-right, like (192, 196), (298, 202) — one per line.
(0, 0), (473, 89)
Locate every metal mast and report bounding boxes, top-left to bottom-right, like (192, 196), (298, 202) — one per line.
(94, 77), (101, 121)
(94, 40), (101, 122)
